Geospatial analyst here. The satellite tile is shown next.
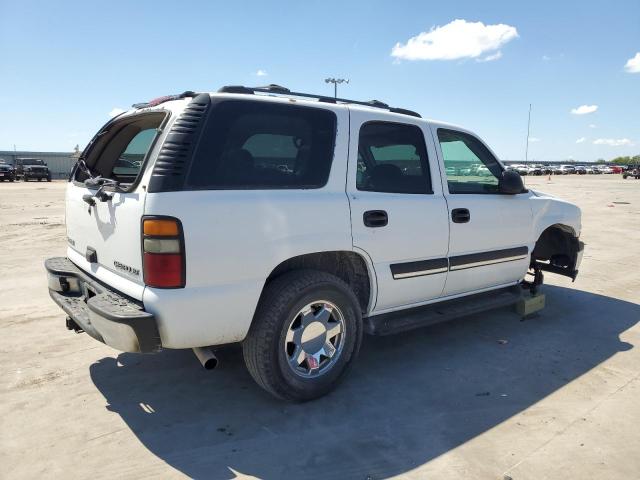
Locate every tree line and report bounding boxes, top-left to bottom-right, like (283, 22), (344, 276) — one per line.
(596, 155), (640, 165)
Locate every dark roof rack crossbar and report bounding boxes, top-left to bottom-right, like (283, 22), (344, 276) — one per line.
(217, 84), (421, 118)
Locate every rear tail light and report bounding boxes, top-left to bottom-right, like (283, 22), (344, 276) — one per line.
(142, 217), (185, 288)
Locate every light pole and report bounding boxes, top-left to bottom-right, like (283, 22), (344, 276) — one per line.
(524, 103), (532, 166)
(325, 78), (349, 98)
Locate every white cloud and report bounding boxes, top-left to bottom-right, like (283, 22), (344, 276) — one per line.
(528, 137), (541, 142)
(542, 55), (551, 61)
(576, 137), (586, 144)
(108, 107), (125, 117)
(624, 52), (640, 73)
(588, 124), (597, 128)
(570, 104), (598, 115)
(391, 19), (518, 61)
(593, 138), (634, 146)
(476, 51), (503, 62)
(255, 69), (268, 77)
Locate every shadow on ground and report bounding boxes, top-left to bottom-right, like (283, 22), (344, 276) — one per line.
(90, 286), (639, 479)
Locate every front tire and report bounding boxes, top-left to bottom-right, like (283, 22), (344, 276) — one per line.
(243, 270), (362, 402)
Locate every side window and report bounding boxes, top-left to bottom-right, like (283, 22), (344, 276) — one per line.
(187, 101), (336, 189)
(357, 122), (432, 194)
(437, 129), (503, 194)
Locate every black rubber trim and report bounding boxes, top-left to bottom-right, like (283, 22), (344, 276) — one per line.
(449, 246), (528, 270)
(390, 258), (448, 278)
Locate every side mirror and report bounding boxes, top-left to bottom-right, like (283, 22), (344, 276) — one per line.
(499, 170), (524, 194)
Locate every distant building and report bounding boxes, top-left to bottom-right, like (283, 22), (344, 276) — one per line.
(0, 150), (78, 179)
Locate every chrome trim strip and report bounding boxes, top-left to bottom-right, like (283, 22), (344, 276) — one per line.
(449, 254), (527, 271)
(393, 267), (448, 279)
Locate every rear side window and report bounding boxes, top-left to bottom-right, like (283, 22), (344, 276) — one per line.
(187, 101), (337, 189)
(357, 122), (432, 194)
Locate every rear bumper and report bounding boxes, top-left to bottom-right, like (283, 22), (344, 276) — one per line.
(45, 257), (161, 353)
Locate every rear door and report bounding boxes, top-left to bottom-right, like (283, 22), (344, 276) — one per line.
(433, 126), (533, 296)
(347, 110), (450, 313)
(65, 111), (168, 299)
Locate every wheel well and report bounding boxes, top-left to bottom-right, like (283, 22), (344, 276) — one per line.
(265, 252), (372, 312)
(532, 224), (578, 267)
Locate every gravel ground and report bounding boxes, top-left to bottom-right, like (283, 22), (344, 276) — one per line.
(1, 175), (639, 479)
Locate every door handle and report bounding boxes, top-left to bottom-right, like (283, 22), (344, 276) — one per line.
(451, 208), (470, 223)
(363, 210), (388, 228)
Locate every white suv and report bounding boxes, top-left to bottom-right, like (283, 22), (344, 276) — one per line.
(46, 85), (584, 401)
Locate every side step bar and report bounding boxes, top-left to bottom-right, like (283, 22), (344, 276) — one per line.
(364, 286), (523, 336)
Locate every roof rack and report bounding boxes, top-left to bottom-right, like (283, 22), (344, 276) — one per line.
(217, 84), (421, 118)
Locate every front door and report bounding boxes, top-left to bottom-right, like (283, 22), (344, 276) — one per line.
(433, 126), (533, 296)
(347, 111), (450, 313)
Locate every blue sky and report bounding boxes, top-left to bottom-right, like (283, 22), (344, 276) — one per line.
(0, 0), (638, 161)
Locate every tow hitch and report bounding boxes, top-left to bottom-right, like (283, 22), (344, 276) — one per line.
(65, 317), (84, 333)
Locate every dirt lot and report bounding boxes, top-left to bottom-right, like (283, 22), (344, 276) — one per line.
(1, 175), (639, 479)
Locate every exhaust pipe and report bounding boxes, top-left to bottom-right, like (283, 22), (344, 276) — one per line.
(192, 347), (218, 370)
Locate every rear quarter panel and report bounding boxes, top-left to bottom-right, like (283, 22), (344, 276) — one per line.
(143, 106), (352, 348)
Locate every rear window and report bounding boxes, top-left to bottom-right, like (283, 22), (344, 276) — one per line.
(74, 112), (166, 187)
(186, 100), (337, 189)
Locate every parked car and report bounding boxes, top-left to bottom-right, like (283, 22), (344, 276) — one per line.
(551, 165), (564, 175)
(585, 166), (599, 174)
(527, 165), (543, 176)
(597, 165), (613, 174)
(539, 165), (553, 175)
(574, 165), (587, 175)
(45, 85), (584, 401)
(508, 164), (529, 175)
(0, 159), (16, 182)
(559, 165), (576, 175)
(15, 158), (52, 182)
(610, 165), (623, 174)
(622, 165), (640, 179)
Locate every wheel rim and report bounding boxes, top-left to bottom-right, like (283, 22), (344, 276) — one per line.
(284, 300), (346, 378)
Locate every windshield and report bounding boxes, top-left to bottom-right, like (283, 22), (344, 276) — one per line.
(21, 159), (45, 165)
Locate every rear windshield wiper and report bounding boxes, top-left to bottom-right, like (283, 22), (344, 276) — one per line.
(81, 177), (123, 206)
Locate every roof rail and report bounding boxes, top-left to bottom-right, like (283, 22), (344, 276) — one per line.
(217, 84), (421, 118)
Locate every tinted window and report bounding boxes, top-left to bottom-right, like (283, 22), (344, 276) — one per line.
(437, 129), (503, 194)
(112, 128), (156, 177)
(187, 101), (336, 189)
(357, 122), (431, 194)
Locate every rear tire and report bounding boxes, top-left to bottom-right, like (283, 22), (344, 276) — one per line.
(243, 269), (362, 402)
